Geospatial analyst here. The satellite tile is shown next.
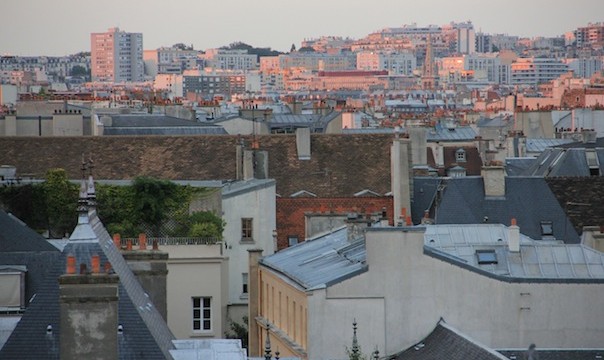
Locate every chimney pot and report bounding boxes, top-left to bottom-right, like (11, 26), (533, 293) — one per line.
(91, 255), (100, 274)
(79, 263), (87, 275)
(104, 262), (112, 273)
(139, 233), (147, 250)
(152, 239), (159, 250)
(126, 239), (132, 251)
(66, 255), (76, 274)
(113, 233), (121, 249)
(509, 219), (520, 253)
(405, 215), (412, 226)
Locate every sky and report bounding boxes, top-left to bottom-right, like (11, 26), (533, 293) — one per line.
(1, 0), (603, 56)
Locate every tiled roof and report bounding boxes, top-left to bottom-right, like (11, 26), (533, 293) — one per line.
(546, 177), (604, 233)
(392, 320), (509, 360)
(0, 134), (394, 198)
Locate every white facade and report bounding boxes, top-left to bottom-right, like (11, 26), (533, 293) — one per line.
(202, 49), (257, 71)
(91, 27), (144, 82)
(511, 58), (569, 85)
(356, 51), (416, 75)
(567, 57), (603, 78)
(222, 179), (276, 322)
(164, 243), (229, 340)
(302, 227), (604, 359)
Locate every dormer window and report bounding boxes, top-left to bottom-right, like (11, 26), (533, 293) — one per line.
(456, 148), (466, 162)
(540, 221), (553, 237)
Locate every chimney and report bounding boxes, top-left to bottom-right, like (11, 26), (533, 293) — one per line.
(243, 149), (269, 180)
(407, 127), (427, 165)
(509, 218), (520, 252)
(581, 129), (597, 143)
(295, 127), (311, 160)
(121, 237), (169, 321)
(391, 138), (412, 226)
(481, 163), (506, 198)
(247, 248), (264, 357)
(59, 256), (119, 360)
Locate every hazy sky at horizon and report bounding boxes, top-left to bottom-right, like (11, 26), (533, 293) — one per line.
(1, 0), (603, 56)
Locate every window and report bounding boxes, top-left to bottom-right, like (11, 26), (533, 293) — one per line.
(241, 218), (253, 241)
(192, 297), (211, 331)
(288, 235), (299, 246)
(540, 221), (553, 236)
(242, 273), (248, 294)
(476, 250), (497, 264)
(455, 148), (466, 162)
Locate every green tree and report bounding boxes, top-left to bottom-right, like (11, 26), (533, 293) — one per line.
(42, 168), (78, 238)
(70, 65), (90, 79)
(225, 316), (248, 349)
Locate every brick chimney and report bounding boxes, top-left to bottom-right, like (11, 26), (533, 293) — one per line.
(481, 162), (506, 198)
(509, 218), (520, 253)
(59, 255), (119, 360)
(121, 234), (168, 321)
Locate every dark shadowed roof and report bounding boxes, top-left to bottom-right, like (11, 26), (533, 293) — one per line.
(393, 320), (509, 360)
(498, 348), (604, 360)
(546, 177), (604, 234)
(522, 148), (604, 177)
(433, 177), (580, 243)
(0, 134), (394, 198)
(0, 210), (58, 252)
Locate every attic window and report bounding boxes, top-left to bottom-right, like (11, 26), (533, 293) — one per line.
(476, 250), (497, 265)
(455, 149), (466, 162)
(540, 221), (553, 236)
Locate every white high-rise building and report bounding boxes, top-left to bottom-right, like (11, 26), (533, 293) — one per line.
(356, 51), (416, 75)
(91, 27), (143, 82)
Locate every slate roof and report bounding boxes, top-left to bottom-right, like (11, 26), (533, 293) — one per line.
(525, 138), (574, 153)
(0, 210), (57, 252)
(259, 226), (367, 290)
(521, 148), (604, 177)
(0, 134), (394, 198)
(498, 348), (604, 360)
(392, 320), (509, 360)
(505, 157), (537, 176)
(426, 126), (477, 142)
(424, 224), (604, 282)
(0, 183), (175, 360)
(430, 177), (580, 243)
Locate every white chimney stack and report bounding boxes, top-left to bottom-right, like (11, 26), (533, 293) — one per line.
(509, 218), (520, 253)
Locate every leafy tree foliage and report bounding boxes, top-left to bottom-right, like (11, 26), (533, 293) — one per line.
(221, 41), (283, 60)
(70, 65), (90, 79)
(0, 173), (224, 239)
(41, 168), (78, 238)
(225, 316), (248, 349)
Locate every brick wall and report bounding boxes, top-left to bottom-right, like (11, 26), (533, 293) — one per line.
(276, 197), (393, 249)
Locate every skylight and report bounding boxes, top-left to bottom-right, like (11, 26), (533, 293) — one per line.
(476, 250), (497, 265)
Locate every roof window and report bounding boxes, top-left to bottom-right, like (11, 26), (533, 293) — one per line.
(476, 250), (497, 265)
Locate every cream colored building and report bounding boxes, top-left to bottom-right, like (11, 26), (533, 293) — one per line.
(251, 223), (604, 359)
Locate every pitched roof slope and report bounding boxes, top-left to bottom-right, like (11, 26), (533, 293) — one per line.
(434, 177), (579, 243)
(0, 184), (175, 359)
(0, 134), (394, 197)
(393, 320), (509, 360)
(0, 210), (58, 252)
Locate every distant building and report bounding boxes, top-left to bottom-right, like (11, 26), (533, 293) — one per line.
(511, 57), (569, 85)
(356, 51), (416, 75)
(144, 46), (199, 77)
(91, 27), (144, 82)
(201, 49), (257, 71)
(574, 22), (604, 48)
